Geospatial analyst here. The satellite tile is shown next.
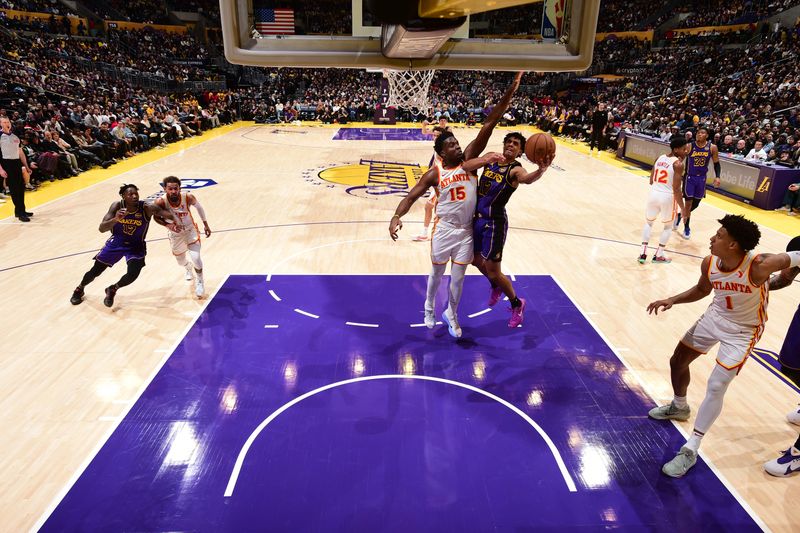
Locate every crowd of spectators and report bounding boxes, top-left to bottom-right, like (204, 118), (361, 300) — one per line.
(0, 0), (75, 15)
(81, 0), (170, 24)
(1, 28), (218, 87)
(241, 18), (800, 174)
(597, 0), (660, 32)
(169, 0), (219, 21)
(675, 0), (795, 29)
(0, 74), (238, 189)
(1, 0), (799, 201)
(469, 4), (542, 37)
(0, 10), (82, 34)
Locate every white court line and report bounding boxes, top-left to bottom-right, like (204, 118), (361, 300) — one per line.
(32, 273), (231, 532)
(268, 290), (281, 301)
(410, 321), (443, 327)
(294, 308), (319, 319)
(263, 325), (279, 329)
(223, 374), (577, 497)
(549, 274), (768, 531)
(467, 308), (492, 319)
(97, 416), (120, 422)
(345, 321), (379, 328)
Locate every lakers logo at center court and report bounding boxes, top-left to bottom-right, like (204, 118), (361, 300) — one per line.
(303, 159), (424, 200)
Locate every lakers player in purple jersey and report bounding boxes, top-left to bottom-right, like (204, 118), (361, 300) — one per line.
(472, 132), (551, 328)
(70, 184), (179, 307)
(764, 235), (800, 477)
(674, 126), (721, 240)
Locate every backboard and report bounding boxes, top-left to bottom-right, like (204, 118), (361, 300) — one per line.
(220, 0), (600, 71)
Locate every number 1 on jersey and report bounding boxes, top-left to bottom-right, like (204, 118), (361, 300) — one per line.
(448, 186), (466, 201)
(725, 295), (734, 310)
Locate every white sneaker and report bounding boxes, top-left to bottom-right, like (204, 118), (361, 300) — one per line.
(788, 405), (800, 426)
(764, 447), (800, 477)
(441, 309), (462, 338)
(424, 308), (435, 329)
(184, 266), (194, 281)
(195, 277), (205, 298)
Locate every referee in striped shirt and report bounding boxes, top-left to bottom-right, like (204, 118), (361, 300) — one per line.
(0, 117), (33, 222)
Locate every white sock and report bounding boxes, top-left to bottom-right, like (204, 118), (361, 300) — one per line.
(425, 264), (446, 312)
(673, 395), (688, 409)
(658, 225), (672, 251)
(447, 263), (468, 318)
(686, 431), (703, 453)
(655, 244), (665, 257)
(641, 222), (653, 248)
(641, 242), (648, 255)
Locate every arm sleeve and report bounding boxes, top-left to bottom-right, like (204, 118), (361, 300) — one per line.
(193, 199), (207, 222)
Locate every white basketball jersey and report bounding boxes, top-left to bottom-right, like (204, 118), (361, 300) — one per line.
(163, 191), (198, 236)
(707, 252), (768, 327)
(651, 154), (678, 194)
(433, 160), (476, 227)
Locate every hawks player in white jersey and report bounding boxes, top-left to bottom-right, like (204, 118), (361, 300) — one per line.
(638, 137), (690, 264)
(154, 176), (212, 298)
(390, 73), (524, 337)
(645, 214), (800, 478)
(414, 122), (451, 242)
(389, 133), (503, 338)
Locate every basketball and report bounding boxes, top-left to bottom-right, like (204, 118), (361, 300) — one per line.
(525, 133), (556, 165)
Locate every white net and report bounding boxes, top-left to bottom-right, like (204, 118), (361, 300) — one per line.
(384, 69), (436, 114)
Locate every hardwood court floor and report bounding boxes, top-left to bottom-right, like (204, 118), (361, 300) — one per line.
(1, 122), (798, 531)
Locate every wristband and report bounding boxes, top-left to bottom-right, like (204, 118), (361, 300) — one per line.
(391, 214), (400, 219)
(789, 250), (800, 268)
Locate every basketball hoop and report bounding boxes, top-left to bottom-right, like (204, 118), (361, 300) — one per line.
(383, 69), (436, 115)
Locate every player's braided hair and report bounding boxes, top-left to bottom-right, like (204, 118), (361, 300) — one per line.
(119, 183), (138, 196)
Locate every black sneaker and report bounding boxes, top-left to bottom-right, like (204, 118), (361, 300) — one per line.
(70, 286), (84, 305)
(103, 285), (117, 307)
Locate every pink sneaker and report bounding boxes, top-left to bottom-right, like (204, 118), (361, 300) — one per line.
(508, 298), (526, 328)
(652, 255), (672, 264)
(488, 286), (503, 307)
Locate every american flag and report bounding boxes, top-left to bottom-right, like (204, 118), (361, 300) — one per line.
(255, 8), (295, 35)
